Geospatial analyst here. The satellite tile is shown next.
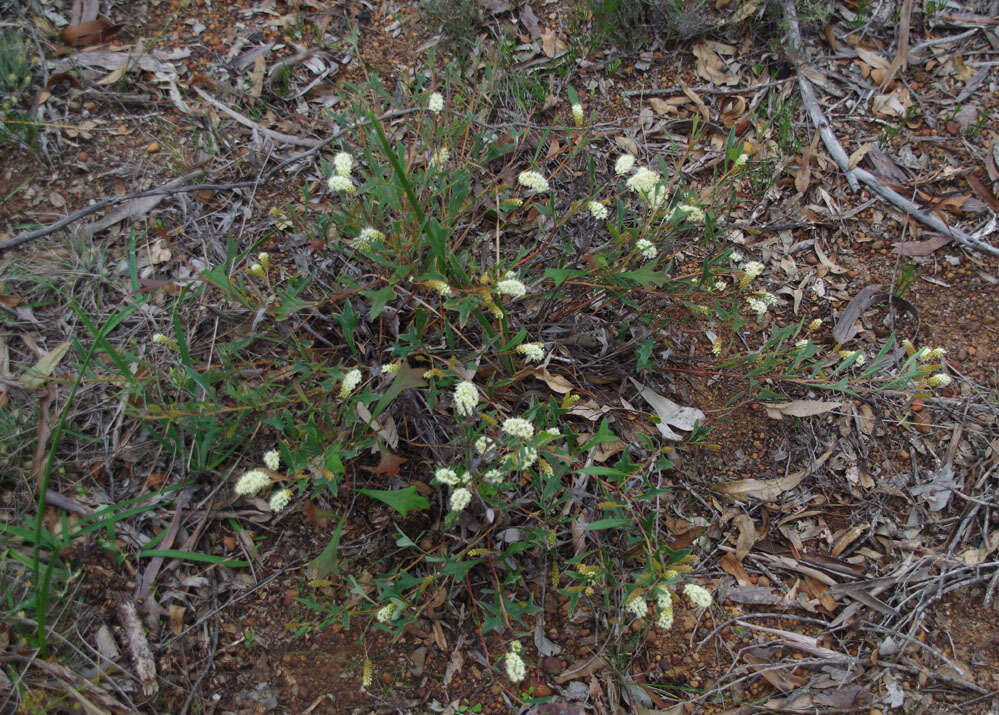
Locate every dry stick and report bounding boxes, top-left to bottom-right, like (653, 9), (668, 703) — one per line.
(193, 86), (319, 148)
(780, 0), (999, 257)
(0, 108), (418, 252)
(881, 0), (913, 89)
(116, 595), (158, 697)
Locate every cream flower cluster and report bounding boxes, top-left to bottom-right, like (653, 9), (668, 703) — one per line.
(673, 204), (705, 222)
(615, 153), (635, 175)
(234, 469), (271, 496)
(425, 279), (453, 297)
(516, 342), (545, 362)
(428, 92), (444, 114)
(327, 175), (356, 194)
(927, 373), (951, 387)
(684, 583), (713, 608)
(745, 296), (768, 315)
(474, 435), (496, 455)
(636, 238), (657, 261)
(588, 200), (608, 220)
(571, 103), (584, 126)
(339, 368), (363, 397)
(916, 346), (946, 361)
(376, 602), (400, 623)
(269, 488), (292, 512)
(434, 467), (461, 486)
(507, 445), (538, 469)
(502, 417), (534, 440)
(838, 349), (866, 366)
(626, 165), (669, 210)
(517, 170), (549, 193)
(626, 592), (648, 618)
(626, 166), (660, 196)
(449, 487), (472, 513)
(496, 275), (527, 298)
(655, 586), (673, 629)
(430, 147), (449, 168)
(333, 151), (353, 178)
(352, 226), (384, 249)
(263, 450), (280, 471)
(504, 641), (526, 683)
(453, 380), (479, 416)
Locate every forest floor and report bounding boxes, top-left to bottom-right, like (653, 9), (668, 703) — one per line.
(2, 0), (999, 713)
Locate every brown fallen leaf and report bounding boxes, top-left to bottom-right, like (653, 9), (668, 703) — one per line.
(678, 79), (710, 122)
(372, 449), (406, 477)
(894, 235), (951, 256)
(832, 285), (919, 344)
(717, 448), (832, 501)
(250, 55), (267, 99)
(554, 655), (606, 684)
(61, 18), (121, 47)
(649, 97), (678, 116)
(733, 513), (758, 561)
(168, 604), (186, 636)
(764, 399), (841, 419)
(716, 469), (808, 502)
(967, 173), (999, 214)
(847, 142), (874, 169)
(795, 129), (820, 194)
(20, 341), (71, 390)
(720, 551), (754, 585)
(743, 651), (807, 692)
(692, 42), (740, 85)
(519, 4), (541, 38)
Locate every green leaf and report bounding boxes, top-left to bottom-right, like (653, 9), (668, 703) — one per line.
(308, 517), (345, 578)
(441, 557), (482, 579)
(371, 365), (426, 419)
(363, 284), (396, 320)
(137, 549), (248, 567)
(338, 303), (359, 352)
(394, 525), (417, 548)
(582, 418), (618, 449)
(544, 267), (585, 287)
(274, 293), (313, 321)
(617, 264), (670, 288)
(580, 465), (629, 478)
(584, 518), (632, 531)
(357, 486), (429, 517)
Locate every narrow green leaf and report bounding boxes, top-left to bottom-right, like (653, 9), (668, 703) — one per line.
(138, 549), (248, 567)
(308, 518), (346, 578)
(584, 518), (633, 531)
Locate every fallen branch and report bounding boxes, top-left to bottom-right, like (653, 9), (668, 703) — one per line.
(780, 0), (999, 257)
(0, 180), (251, 251)
(193, 86), (319, 148)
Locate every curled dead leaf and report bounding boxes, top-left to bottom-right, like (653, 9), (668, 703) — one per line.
(719, 95), (747, 127)
(20, 341), (71, 390)
(629, 378), (705, 440)
(60, 18), (121, 47)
